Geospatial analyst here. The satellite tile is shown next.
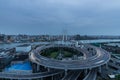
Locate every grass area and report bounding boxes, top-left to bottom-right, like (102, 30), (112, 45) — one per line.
(64, 51), (73, 57)
(115, 75), (120, 80)
(41, 47), (82, 59)
(49, 51), (73, 58)
(117, 55), (120, 57)
(0, 69), (2, 72)
(42, 50), (73, 59)
(91, 43), (101, 47)
(50, 51), (59, 59)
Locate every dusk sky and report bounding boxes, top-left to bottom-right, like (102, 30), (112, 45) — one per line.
(0, 0), (120, 35)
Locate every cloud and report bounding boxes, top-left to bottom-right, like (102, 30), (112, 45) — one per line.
(0, 0), (120, 35)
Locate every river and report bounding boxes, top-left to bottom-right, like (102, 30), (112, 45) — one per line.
(0, 39), (120, 49)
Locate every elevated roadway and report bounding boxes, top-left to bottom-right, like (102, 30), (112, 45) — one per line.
(83, 69), (97, 80)
(0, 43), (111, 80)
(62, 70), (81, 80)
(29, 44), (110, 70)
(0, 70), (64, 79)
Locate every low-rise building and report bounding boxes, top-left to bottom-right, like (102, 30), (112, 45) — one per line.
(16, 44), (31, 53)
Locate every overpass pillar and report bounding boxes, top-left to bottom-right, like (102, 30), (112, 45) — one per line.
(52, 76), (54, 80)
(32, 63), (37, 72)
(41, 78), (43, 80)
(99, 44), (102, 48)
(48, 68), (50, 72)
(98, 66), (102, 73)
(65, 69), (68, 76)
(84, 69), (88, 76)
(37, 64), (40, 72)
(105, 63), (108, 69)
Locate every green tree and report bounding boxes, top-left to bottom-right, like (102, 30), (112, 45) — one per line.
(115, 75), (120, 80)
(74, 34), (81, 40)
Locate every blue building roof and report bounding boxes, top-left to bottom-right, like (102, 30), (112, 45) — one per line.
(5, 62), (32, 71)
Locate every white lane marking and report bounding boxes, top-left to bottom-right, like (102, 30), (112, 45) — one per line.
(94, 60), (104, 64)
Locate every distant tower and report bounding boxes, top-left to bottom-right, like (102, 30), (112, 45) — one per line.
(62, 29), (67, 42)
(48, 35), (51, 41)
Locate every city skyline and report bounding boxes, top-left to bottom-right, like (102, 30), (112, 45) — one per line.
(0, 0), (120, 35)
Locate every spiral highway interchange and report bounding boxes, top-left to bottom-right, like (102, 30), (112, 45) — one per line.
(0, 43), (111, 80)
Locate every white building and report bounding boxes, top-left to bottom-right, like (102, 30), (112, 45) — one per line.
(16, 44), (31, 53)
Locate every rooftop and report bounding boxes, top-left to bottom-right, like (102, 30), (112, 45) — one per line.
(5, 62), (32, 72)
(17, 44), (30, 47)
